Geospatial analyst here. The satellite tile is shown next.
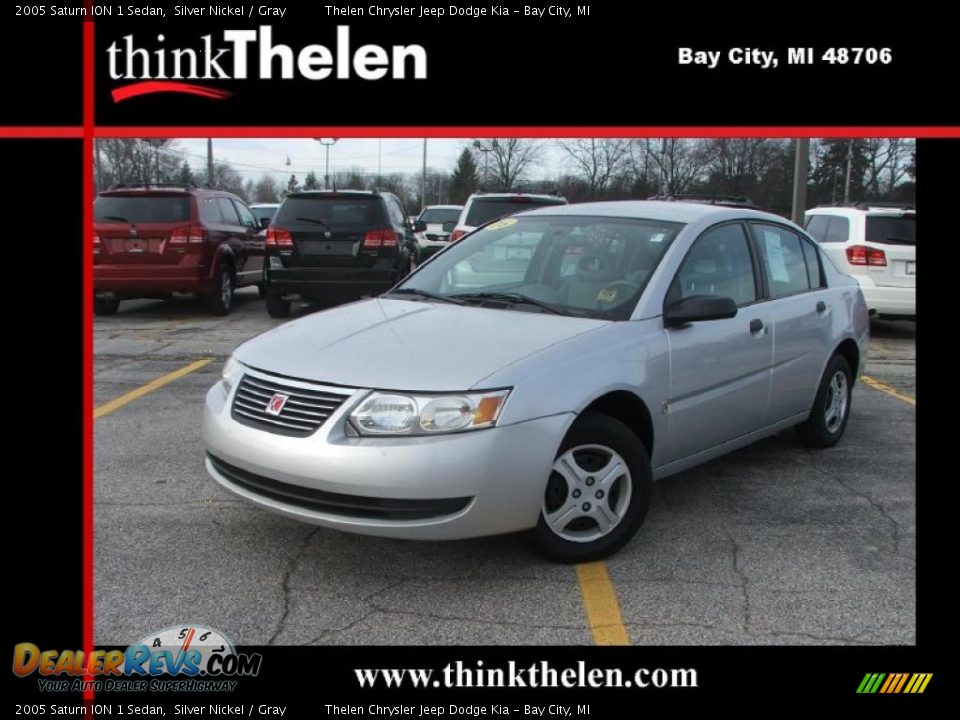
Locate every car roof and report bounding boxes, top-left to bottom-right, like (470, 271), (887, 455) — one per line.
(423, 204), (463, 210)
(807, 204), (915, 217)
(249, 203), (280, 208)
(515, 200), (789, 225)
(286, 189), (385, 199)
(97, 184), (237, 198)
(469, 192), (566, 202)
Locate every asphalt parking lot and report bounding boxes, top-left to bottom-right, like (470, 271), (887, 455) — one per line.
(94, 290), (916, 646)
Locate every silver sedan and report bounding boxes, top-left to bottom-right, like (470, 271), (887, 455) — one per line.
(203, 201), (869, 562)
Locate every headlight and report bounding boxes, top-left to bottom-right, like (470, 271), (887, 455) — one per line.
(349, 389), (510, 436)
(221, 355), (244, 395)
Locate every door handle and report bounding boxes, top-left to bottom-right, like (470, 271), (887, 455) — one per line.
(749, 318), (764, 333)
(816, 300), (827, 314)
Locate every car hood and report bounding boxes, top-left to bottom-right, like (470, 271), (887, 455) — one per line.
(235, 298), (608, 391)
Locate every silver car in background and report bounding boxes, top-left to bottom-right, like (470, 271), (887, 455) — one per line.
(203, 201), (869, 562)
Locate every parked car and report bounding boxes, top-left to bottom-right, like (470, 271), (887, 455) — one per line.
(804, 203), (915, 320)
(94, 184), (265, 316)
(249, 203), (280, 229)
(262, 189), (422, 318)
(203, 201), (869, 562)
(449, 192), (567, 242)
(414, 204), (464, 259)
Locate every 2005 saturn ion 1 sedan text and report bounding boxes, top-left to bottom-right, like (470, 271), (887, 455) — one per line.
(203, 201), (869, 562)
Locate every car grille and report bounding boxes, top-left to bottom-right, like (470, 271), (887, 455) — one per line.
(207, 454), (472, 520)
(231, 374), (352, 437)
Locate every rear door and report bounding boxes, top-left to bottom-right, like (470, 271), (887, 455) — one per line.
(271, 195), (391, 268)
(94, 192), (193, 266)
(863, 212), (916, 287)
(213, 197), (252, 277)
(231, 199), (265, 283)
(749, 222), (834, 422)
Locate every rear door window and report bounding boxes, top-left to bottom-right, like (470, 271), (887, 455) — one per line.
(216, 198), (241, 225)
(752, 224), (812, 298)
(199, 197), (222, 224)
(824, 216), (850, 243)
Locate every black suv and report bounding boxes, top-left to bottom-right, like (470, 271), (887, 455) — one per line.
(263, 189), (423, 318)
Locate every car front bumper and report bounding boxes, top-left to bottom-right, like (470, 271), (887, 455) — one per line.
(202, 377), (573, 540)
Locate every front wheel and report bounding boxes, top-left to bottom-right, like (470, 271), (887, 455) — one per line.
(531, 412), (652, 563)
(795, 354), (853, 448)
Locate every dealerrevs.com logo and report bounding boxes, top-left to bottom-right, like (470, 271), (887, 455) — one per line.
(108, 25), (428, 102)
(13, 625), (261, 692)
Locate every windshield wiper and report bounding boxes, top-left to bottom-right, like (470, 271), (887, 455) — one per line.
(451, 292), (564, 315)
(101, 215), (132, 224)
(294, 217), (329, 227)
(386, 288), (465, 305)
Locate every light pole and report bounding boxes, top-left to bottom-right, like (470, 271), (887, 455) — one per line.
(314, 138), (338, 189)
(472, 140), (491, 189)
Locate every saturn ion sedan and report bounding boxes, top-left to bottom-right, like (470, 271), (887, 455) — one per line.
(203, 201), (869, 562)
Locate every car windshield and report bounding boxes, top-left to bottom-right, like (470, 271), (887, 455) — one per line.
(420, 207), (461, 224)
(94, 195), (191, 224)
(390, 215), (683, 320)
(465, 197), (566, 226)
(866, 215), (915, 245)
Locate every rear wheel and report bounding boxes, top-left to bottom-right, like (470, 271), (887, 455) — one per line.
(266, 290), (291, 318)
(206, 265), (234, 316)
(796, 354), (853, 448)
(257, 264), (269, 299)
(531, 412), (652, 563)
(93, 296), (120, 316)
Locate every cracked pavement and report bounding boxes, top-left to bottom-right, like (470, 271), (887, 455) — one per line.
(94, 295), (915, 646)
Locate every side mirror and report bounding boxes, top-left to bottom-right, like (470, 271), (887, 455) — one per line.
(259, 217), (271, 229)
(411, 220), (427, 233)
(664, 295), (737, 327)
(441, 220), (457, 233)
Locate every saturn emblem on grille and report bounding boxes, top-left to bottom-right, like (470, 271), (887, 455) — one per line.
(265, 393), (289, 416)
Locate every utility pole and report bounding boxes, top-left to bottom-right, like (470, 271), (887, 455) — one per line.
(378, 139), (382, 185)
(421, 139), (428, 212)
(791, 138), (810, 225)
(843, 140), (854, 203)
(314, 138), (338, 189)
(207, 138), (214, 186)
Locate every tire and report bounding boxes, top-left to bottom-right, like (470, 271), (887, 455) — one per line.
(206, 265), (234, 316)
(795, 354), (853, 448)
(265, 290), (291, 318)
(257, 264), (269, 299)
(93, 296), (119, 316)
(531, 412), (652, 563)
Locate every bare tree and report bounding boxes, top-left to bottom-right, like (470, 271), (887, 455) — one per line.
(473, 139), (543, 190)
(863, 139), (916, 196)
(557, 139), (632, 199)
(640, 139), (709, 195)
(702, 139), (783, 194)
(97, 139), (182, 189)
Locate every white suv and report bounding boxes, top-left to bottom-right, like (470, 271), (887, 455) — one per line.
(805, 204), (915, 320)
(449, 192), (568, 242)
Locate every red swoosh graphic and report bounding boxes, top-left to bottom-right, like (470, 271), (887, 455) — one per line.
(112, 81), (232, 103)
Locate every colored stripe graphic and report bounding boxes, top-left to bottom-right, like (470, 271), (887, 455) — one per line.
(111, 81), (233, 103)
(858, 672), (932, 694)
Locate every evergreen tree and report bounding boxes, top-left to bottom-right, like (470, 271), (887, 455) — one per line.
(448, 148), (479, 204)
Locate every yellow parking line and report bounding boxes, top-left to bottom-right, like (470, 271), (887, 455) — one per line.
(95, 358), (214, 418)
(861, 375), (916, 406)
(575, 561), (630, 645)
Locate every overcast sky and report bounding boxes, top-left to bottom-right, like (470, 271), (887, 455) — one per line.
(173, 138), (567, 181)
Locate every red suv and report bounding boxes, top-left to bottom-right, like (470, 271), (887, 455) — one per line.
(94, 184), (266, 316)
